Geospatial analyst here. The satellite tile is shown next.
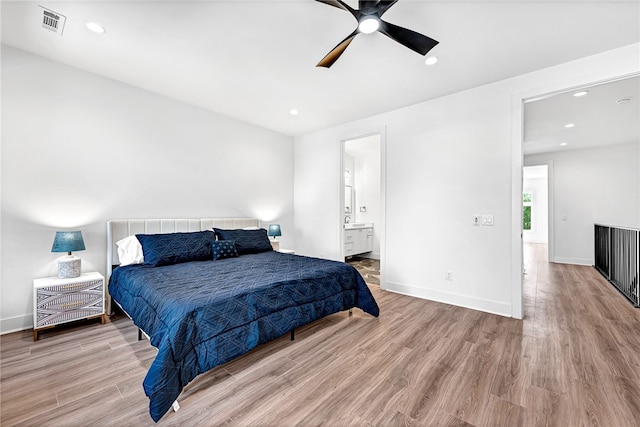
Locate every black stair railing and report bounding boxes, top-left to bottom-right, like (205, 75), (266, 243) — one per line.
(594, 224), (639, 307)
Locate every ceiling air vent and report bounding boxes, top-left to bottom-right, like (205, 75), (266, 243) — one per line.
(40, 6), (67, 35)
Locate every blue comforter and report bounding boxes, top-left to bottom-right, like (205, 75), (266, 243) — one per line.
(109, 251), (379, 421)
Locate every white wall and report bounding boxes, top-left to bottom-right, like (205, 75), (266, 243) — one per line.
(294, 43), (640, 318)
(526, 142), (639, 265)
(353, 142), (381, 258)
(344, 154), (355, 187)
(1, 46), (294, 333)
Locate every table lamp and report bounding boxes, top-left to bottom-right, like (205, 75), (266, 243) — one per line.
(268, 224), (281, 240)
(51, 231), (86, 278)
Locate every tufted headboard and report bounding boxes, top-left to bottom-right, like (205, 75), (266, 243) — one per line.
(106, 217), (261, 313)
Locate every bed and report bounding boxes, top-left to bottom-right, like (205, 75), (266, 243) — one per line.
(106, 218), (380, 422)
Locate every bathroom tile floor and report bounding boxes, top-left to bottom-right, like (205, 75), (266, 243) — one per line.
(346, 256), (380, 285)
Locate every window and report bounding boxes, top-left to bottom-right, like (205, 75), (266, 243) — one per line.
(523, 192), (532, 230)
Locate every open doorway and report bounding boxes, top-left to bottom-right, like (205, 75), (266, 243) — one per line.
(522, 164), (550, 268)
(516, 74), (639, 318)
(342, 133), (384, 286)
(522, 164), (552, 241)
(523, 165), (549, 243)
(523, 75), (639, 263)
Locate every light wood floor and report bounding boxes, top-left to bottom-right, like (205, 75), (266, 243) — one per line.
(2, 243), (640, 426)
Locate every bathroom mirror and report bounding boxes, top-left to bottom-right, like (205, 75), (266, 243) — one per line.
(345, 185), (352, 213)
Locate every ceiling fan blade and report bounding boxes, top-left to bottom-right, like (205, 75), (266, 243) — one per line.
(317, 31), (359, 68)
(378, 20), (438, 55)
(376, 0), (399, 17)
(315, 0), (357, 17)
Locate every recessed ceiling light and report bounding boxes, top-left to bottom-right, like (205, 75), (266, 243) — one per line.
(289, 108), (299, 116)
(564, 123), (575, 128)
(560, 142), (568, 146)
(86, 22), (106, 34)
(573, 90), (589, 97)
(616, 98), (631, 105)
(358, 17), (379, 34)
(425, 56), (438, 65)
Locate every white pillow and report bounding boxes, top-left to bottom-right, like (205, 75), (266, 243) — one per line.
(116, 235), (144, 266)
(242, 226), (259, 230)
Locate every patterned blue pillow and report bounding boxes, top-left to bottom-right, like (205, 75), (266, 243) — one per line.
(136, 231), (216, 267)
(211, 240), (239, 260)
(213, 228), (273, 255)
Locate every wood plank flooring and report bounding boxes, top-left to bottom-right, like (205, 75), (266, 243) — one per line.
(2, 243), (640, 426)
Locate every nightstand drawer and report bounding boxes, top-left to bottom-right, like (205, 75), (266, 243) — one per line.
(33, 272), (105, 340)
(35, 280), (103, 328)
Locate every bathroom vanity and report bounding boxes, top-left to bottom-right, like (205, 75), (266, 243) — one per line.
(344, 223), (373, 257)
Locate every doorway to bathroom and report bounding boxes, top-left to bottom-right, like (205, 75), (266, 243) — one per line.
(342, 133), (384, 287)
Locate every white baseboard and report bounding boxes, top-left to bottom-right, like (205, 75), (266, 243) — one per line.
(552, 257), (593, 266)
(385, 281), (513, 318)
(1, 314), (32, 335)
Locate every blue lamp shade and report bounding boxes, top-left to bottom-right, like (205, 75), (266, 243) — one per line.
(268, 224), (282, 239)
(51, 231), (86, 255)
(52, 231), (85, 279)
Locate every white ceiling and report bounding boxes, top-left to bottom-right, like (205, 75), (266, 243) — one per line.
(524, 76), (639, 155)
(2, 1), (639, 137)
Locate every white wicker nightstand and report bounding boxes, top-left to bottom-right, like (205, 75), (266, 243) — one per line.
(33, 271), (106, 341)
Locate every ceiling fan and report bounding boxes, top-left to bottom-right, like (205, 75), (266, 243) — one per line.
(315, 0), (439, 68)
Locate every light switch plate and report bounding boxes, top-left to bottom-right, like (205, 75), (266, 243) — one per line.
(473, 215), (481, 226)
(482, 215), (494, 226)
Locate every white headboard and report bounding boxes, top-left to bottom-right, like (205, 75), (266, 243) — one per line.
(106, 217), (260, 313)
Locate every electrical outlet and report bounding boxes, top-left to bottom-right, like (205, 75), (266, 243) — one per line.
(445, 271), (453, 281)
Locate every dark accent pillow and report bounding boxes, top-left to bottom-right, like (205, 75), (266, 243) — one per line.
(213, 228), (273, 255)
(136, 230), (216, 267)
(211, 240), (239, 260)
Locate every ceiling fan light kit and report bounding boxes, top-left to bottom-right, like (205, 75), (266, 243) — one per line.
(315, 0), (439, 68)
(358, 17), (380, 34)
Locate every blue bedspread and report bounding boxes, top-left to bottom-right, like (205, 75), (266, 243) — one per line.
(109, 251), (379, 421)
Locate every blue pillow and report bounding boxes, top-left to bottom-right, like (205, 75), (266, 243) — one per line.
(212, 240), (239, 260)
(136, 230), (216, 267)
(213, 228), (273, 255)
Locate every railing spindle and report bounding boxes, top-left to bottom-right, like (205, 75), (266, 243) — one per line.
(595, 224), (639, 307)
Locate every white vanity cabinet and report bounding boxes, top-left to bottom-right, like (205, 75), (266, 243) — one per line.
(344, 225), (373, 257)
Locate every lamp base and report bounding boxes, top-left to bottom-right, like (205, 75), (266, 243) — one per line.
(58, 256), (81, 278)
